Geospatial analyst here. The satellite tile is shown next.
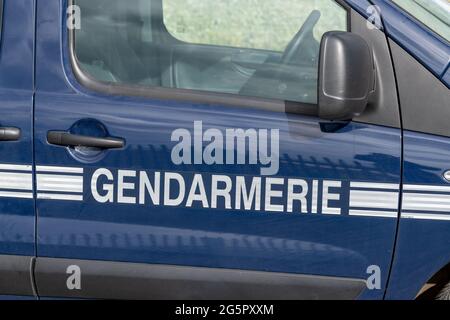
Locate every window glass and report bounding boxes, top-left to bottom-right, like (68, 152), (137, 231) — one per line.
(392, 0), (450, 41)
(163, 0), (347, 51)
(74, 0), (347, 105)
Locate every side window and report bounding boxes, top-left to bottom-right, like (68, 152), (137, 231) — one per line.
(392, 0), (450, 42)
(73, 0), (347, 105)
(163, 0), (347, 52)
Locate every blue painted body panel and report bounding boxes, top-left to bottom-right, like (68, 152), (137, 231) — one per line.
(0, 0), (446, 300)
(30, 0), (406, 300)
(35, 93), (402, 300)
(0, 0), (35, 257)
(386, 132), (450, 299)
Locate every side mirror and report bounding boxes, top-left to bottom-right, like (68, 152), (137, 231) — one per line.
(318, 31), (375, 120)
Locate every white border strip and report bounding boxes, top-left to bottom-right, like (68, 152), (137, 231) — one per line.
(349, 190), (399, 209)
(403, 204), (450, 212)
(0, 164), (32, 171)
(403, 193), (450, 212)
(404, 184), (450, 193)
(37, 174), (83, 193)
(403, 193), (450, 202)
(349, 210), (398, 218)
(0, 172), (33, 191)
(350, 182), (400, 190)
(37, 193), (83, 201)
(402, 213), (450, 221)
(36, 166), (84, 174)
(0, 191), (33, 199)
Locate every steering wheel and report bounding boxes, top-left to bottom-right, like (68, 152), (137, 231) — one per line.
(282, 10), (321, 65)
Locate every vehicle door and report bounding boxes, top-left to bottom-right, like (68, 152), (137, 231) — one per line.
(0, 0), (36, 297)
(33, 0), (402, 300)
(373, 0), (450, 300)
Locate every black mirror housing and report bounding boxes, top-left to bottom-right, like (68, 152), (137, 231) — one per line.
(318, 31), (375, 120)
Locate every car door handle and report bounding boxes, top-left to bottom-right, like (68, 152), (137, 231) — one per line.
(47, 131), (125, 149)
(0, 127), (21, 141)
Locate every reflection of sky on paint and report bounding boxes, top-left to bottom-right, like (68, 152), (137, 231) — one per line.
(0, 91), (33, 124)
(403, 132), (450, 183)
(0, 1), (33, 90)
(405, 134), (450, 163)
(31, 215), (368, 272)
(0, 216), (34, 246)
(35, 95), (403, 181)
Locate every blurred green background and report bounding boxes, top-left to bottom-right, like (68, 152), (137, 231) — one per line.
(163, 0), (347, 51)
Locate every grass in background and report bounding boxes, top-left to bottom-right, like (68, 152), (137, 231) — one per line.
(163, 0), (347, 51)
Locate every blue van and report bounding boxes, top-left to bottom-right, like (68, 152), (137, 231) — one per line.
(0, 0), (449, 300)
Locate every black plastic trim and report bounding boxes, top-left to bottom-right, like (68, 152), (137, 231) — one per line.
(0, 255), (35, 296)
(0, 127), (21, 141)
(389, 40), (450, 138)
(35, 257), (366, 300)
(47, 131), (124, 149)
(351, 10), (401, 129)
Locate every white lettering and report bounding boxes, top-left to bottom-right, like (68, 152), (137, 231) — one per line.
(322, 180), (341, 215)
(236, 176), (261, 211)
(287, 179), (308, 213)
(265, 178), (284, 212)
(211, 175), (232, 209)
(91, 168), (114, 203)
(139, 171), (160, 205)
(118, 170), (136, 204)
(164, 173), (186, 206)
(186, 174), (209, 208)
